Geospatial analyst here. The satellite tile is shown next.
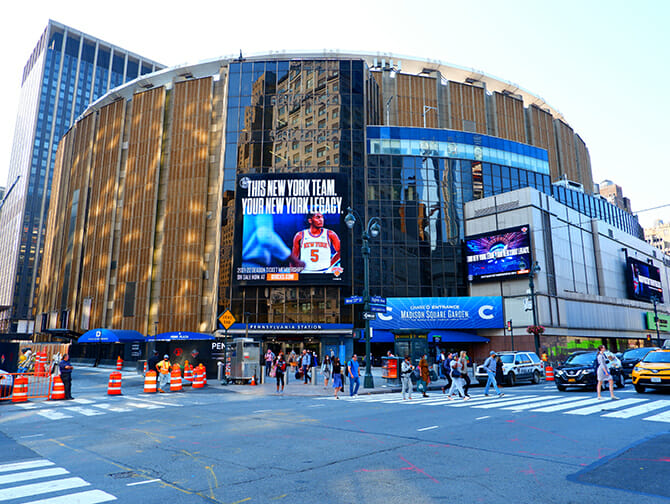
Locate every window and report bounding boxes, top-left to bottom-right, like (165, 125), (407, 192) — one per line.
(123, 282), (136, 317)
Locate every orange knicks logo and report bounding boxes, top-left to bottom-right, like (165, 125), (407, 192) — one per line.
(332, 266), (344, 277)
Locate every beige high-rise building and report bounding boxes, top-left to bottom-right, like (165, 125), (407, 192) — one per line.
(599, 179), (632, 213)
(645, 220), (670, 256)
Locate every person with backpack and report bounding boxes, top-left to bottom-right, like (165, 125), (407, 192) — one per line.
(400, 355), (414, 400)
(441, 352), (453, 394)
(459, 350), (472, 398)
(418, 354), (430, 397)
(274, 352), (286, 394)
(332, 357), (343, 399)
(483, 351), (504, 397)
(446, 357), (468, 400)
(348, 354), (361, 397)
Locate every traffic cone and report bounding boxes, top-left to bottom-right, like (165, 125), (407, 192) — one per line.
(116, 356), (123, 370)
(250, 374), (256, 386)
(50, 376), (65, 400)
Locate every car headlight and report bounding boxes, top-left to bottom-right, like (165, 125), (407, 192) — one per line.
(582, 369), (594, 375)
(633, 366), (641, 373)
(555, 370), (564, 376)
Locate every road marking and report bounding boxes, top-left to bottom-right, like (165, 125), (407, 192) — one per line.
(531, 397), (603, 412)
(126, 402), (164, 410)
(417, 425), (438, 431)
(473, 395), (553, 409)
(91, 404), (131, 413)
(126, 478), (161, 486)
(0, 467), (69, 485)
(643, 410), (670, 423)
(36, 410), (73, 420)
(0, 460), (54, 473)
(565, 398), (646, 415)
(603, 399), (670, 419)
(476, 416), (490, 420)
(0, 476), (90, 501)
(23, 489), (117, 503)
(450, 395), (538, 408)
(253, 409), (272, 413)
(70, 398), (95, 405)
(64, 407), (106, 417)
(503, 396), (587, 411)
(20, 434), (45, 439)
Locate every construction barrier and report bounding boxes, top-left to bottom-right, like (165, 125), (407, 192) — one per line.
(170, 370), (183, 392)
(108, 372), (122, 395)
(35, 352), (47, 377)
(545, 366), (554, 381)
(192, 368), (204, 389)
(183, 365), (193, 385)
(116, 356), (123, 370)
(198, 364), (207, 386)
(50, 376), (65, 400)
(144, 371), (157, 393)
(12, 376), (29, 403)
(143, 361), (148, 374)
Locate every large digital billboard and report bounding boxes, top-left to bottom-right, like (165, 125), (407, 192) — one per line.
(233, 173), (348, 285)
(626, 257), (664, 303)
(466, 225), (531, 282)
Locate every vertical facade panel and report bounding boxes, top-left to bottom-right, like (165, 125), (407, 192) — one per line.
(79, 99), (125, 330)
(159, 78), (212, 331)
(447, 81), (487, 133)
(494, 92), (526, 143)
(112, 87), (165, 331)
(528, 105), (560, 181)
(574, 134), (593, 193)
(554, 119), (578, 184)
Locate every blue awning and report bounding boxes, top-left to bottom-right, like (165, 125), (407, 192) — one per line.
(357, 329), (395, 343)
(428, 331), (489, 343)
(146, 331), (215, 341)
(78, 328), (145, 343)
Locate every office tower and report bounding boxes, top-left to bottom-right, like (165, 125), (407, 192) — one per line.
(0, 20), (164, 334)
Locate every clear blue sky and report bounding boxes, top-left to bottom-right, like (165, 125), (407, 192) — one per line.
(1, 0), (667, 227)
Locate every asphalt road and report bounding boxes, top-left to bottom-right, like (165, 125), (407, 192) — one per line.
(1, 367), (669, 504)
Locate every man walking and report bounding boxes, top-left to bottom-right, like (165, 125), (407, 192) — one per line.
(348, 354), (360, 396)
(301, 349), (311, 384)
(59, 354), (74, 400)
(400, 355), (414, 400)
(483, 351), (504, 397)
(157, 355), (171, 393)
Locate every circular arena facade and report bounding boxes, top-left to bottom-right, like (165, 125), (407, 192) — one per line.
(36, 52), (646, 364)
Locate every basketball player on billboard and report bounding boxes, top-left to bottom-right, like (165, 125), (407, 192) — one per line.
(292, 212), (342, 274)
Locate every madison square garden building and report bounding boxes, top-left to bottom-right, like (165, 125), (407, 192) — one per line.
(36, 53), (666, 364)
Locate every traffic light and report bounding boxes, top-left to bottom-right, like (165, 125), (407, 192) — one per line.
(507, 320), (512, 331)
(647, 334), (652, 342)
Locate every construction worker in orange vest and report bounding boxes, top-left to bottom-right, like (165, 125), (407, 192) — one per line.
(156, 355), (171, 393)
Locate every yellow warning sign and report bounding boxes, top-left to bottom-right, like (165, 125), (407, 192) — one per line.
(218, 310), (236, 330)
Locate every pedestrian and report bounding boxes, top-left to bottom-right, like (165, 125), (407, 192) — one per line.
(441, 352), (453, 394)
(321, 355), (332, 389)
(18, 348), (33, 373)
(597, 345), (619, 400)
(459, 350), (472, 398)
(418, 354), (430, 397)
(447, 358), (468, 400)
(495, 354), (505, 391)
(147, 350), (160, 376)
(400, 355), (414, 400)
(312, 351), (318, 368)
(483, 351), (504, 397)
(274, 352), (286, 394)
(300, 349), (311, 384)
(437, 349), (447, 379)
(348, 354), (361, 396)
(156, 354), (171, 393)
(58, 353), (74, 400)
(387, 350), (395, 358)
(332, 357), (343, 399)
(264, 348), (275, 377)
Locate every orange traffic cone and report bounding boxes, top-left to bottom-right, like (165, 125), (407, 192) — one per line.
(116, 356), (123, 370)
(50, 376), (65, 400)
(250, 374), (256, 386)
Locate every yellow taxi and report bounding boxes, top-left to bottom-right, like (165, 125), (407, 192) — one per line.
(632, 349), (670, 393)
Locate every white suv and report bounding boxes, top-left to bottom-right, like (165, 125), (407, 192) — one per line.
(475, 351), (544, 386)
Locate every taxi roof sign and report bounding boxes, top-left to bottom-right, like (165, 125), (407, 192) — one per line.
(218, 310), (236, 330)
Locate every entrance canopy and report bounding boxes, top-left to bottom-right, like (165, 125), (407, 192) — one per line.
(78, 328), (145, 343)
(428, 331), (490, 343)
(146, 331), (215, 341)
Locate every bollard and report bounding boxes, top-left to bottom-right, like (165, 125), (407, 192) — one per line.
(260, 370), (265, 385)
(311, 366), (317, 385)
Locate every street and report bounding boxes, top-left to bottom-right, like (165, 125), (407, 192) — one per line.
(1, 367), (669, 503)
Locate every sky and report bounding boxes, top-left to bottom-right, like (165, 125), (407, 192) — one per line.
(1, 0), (668, 228)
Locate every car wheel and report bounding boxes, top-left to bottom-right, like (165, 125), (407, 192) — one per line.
(507, 373), (516, 387)
(532, 371), (541, 384)
(634, 384), (645, 393)
(556, 384), (566, 392)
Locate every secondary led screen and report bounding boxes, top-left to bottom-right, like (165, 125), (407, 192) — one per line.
(233, 173), (349, 285)
(626, 257), (664, 303)
(466, 225), (531, 282)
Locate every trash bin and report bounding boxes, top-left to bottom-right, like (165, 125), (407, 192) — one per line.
(381, 356), (402, 385)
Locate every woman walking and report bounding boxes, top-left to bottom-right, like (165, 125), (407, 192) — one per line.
(274, 352), (286, 394)
(459, 350), (471, 398)
(418, 354), (430, 398)
(321, 355), (332, 389)
(495, 354), (505, 392)
(447, 358), (468, 400)
(596, 345), (618, 400)
(332, 357), (343, 399)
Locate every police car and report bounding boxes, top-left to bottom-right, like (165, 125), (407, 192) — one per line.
(475, 351), (544, 386)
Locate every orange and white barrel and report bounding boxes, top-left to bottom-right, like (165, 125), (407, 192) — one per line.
(144, 371), (157, 393)
(545, 366), (554, 381)
(50, 376), (65, 400)
(192, 368), (204, 389)
(12, 376), (29, 403)
(108, 372), (122, 395)
(170, 370), (182, 392)
(198, 364), (207, 386)
(116, 356), (123, 370)
(183, 365), (193, 384)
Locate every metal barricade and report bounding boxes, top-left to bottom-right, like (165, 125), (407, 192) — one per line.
(0, 373), (53, 402)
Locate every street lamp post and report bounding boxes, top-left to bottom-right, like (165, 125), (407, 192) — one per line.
(651, 295), (662, 347)
(528, 261), (541, 356)
(345, 207), (381, 389)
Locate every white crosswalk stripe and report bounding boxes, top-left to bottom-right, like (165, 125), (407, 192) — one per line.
(0, 459), (116, 503)
(314, 391), (670, 422)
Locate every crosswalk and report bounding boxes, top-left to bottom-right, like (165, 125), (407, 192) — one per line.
(315, 392), (670, 423)
(7, 396), (182, 422)
(0, 458), (115, 503)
